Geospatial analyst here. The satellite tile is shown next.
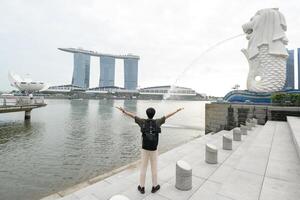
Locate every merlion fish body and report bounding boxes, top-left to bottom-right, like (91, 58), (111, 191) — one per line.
(242, 8), (289, 93)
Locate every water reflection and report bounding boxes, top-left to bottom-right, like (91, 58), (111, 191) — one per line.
(123, 99), (137, 113)
(62, 100), (90, 183)
(0, 120), (40, 145)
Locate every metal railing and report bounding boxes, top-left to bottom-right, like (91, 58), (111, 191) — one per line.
(0, 96), (45, 107)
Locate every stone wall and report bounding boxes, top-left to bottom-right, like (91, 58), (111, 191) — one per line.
(205, 103), (300, 134)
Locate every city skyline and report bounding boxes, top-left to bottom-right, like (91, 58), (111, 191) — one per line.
(1, 0), (300, 96)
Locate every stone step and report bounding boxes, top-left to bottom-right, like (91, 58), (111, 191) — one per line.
(287, 116), (300, 160)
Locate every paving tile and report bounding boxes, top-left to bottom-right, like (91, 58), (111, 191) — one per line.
(192, 160), (219, 179)
(157, 176), (205, 200)
(73, 180), (111, 198)
(215, 194), (234, 200)
(209, 165), (235, 184)
(157, 163), (176, 182)
(79, 194), (99, 200)
(266, 158), (300, 183)
(265, 121), (300, 184)
(179, 149), (205, 165)
(142, 194), (170, 200)
(121, 186), (149, 200)
(104, 166), (139, 184)
(235, 146), (270, 176)
(189, 180), (222, 200)
(91, 180), (135, 200)
(269, 146), (299, 163)
(260, 177), (300, 200)
(217, 169), (264, 200)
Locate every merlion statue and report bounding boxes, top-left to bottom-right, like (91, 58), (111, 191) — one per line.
(242, 8), (288, 92)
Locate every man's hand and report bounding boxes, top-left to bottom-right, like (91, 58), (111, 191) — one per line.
(177, 107), (184, 112)
(115, 106), (135, 119)
(165, 107), (184, 119)
(115, 106), (125, 113)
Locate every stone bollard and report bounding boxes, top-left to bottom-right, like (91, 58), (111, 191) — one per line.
(253, 118), (258, 125)
(233, 128), (242, 141)
(240, 125), (248, 135)
(110, 195), (130, 200)
(223, 134), (232, 150)
(247, 119), (256, 128)
(205, 144), (218, 164)
(249, 119), (256, 128)
(175, 160), (192, 191)
(246, 121), (252, 130)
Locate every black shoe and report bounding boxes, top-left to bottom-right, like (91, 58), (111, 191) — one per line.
(137, 185), (145, 194)
(151, 185), (160, 193)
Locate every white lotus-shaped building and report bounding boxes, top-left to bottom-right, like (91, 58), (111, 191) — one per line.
(8, 72), (48, 92)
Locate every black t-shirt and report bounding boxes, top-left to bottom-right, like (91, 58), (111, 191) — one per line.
(135, 116), (166, 151)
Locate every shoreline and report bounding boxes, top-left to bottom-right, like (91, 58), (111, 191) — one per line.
(40, 134), (203, 200)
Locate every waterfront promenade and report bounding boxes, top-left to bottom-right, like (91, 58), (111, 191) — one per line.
(0, 96), (46, 119)
(42, 117), (300, 200)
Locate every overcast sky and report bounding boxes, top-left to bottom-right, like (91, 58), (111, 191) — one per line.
(1, 0), (299, 96)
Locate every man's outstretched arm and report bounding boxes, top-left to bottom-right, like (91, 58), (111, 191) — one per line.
(165, 108), (184, 119)
(115, 107), (136, 119)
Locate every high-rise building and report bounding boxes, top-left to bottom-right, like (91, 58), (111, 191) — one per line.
(284, 50), (294, 90)
(124, 58), (138, 90)
(99, 56), (115, 87)
(59, 48), (139, 89)
(72, 53), (90, 88)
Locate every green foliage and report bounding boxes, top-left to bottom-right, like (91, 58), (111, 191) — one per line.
(271, 93), (300, 106)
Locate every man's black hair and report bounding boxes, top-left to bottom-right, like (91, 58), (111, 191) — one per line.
(146, 107), (156, 119)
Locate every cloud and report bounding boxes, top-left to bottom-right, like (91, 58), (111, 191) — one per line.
(0, 0), (299, 96)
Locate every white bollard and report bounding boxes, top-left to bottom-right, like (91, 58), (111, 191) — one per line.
(233, 128), (242, 141)
(223, 134), (232, 150)
(110, 195), (130, 200)
(253, 118), (258, 125)
(240, 125), (248, 135)
(175, 160), (192, 191)
(246, 121), (252, 130)
(205, 144), (218, 164)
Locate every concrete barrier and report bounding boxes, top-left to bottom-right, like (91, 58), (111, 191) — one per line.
(246, 121), (253, 130)
(233, 128), (242, 141)
(240, 125), (248, 135)
(253, 118), (258, 125)
(223, 134), (232, 150)
(205, 144), (218, 164)
(175, 160), (192, 191)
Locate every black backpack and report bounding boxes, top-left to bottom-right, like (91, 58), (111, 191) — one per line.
(141, 119), (161, 142)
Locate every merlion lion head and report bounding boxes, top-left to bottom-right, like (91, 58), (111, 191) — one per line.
(242, 8), (289, 93)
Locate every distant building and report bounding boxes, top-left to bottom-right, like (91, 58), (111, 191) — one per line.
(59, 48), (140, 90)
(99, 56), (115, 87)
(72, 53), (90, 88)
(45, 84), (85, 93)
(284, 50), (294, 90)
(139, 85), (197, 96)
(124, 58), (138, 90)
(87, 86), (136, 94)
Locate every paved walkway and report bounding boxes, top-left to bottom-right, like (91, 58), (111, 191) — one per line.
(42, 120), (300, 200)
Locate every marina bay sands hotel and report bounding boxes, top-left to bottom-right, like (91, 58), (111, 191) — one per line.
(58, 48), (140, 90)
